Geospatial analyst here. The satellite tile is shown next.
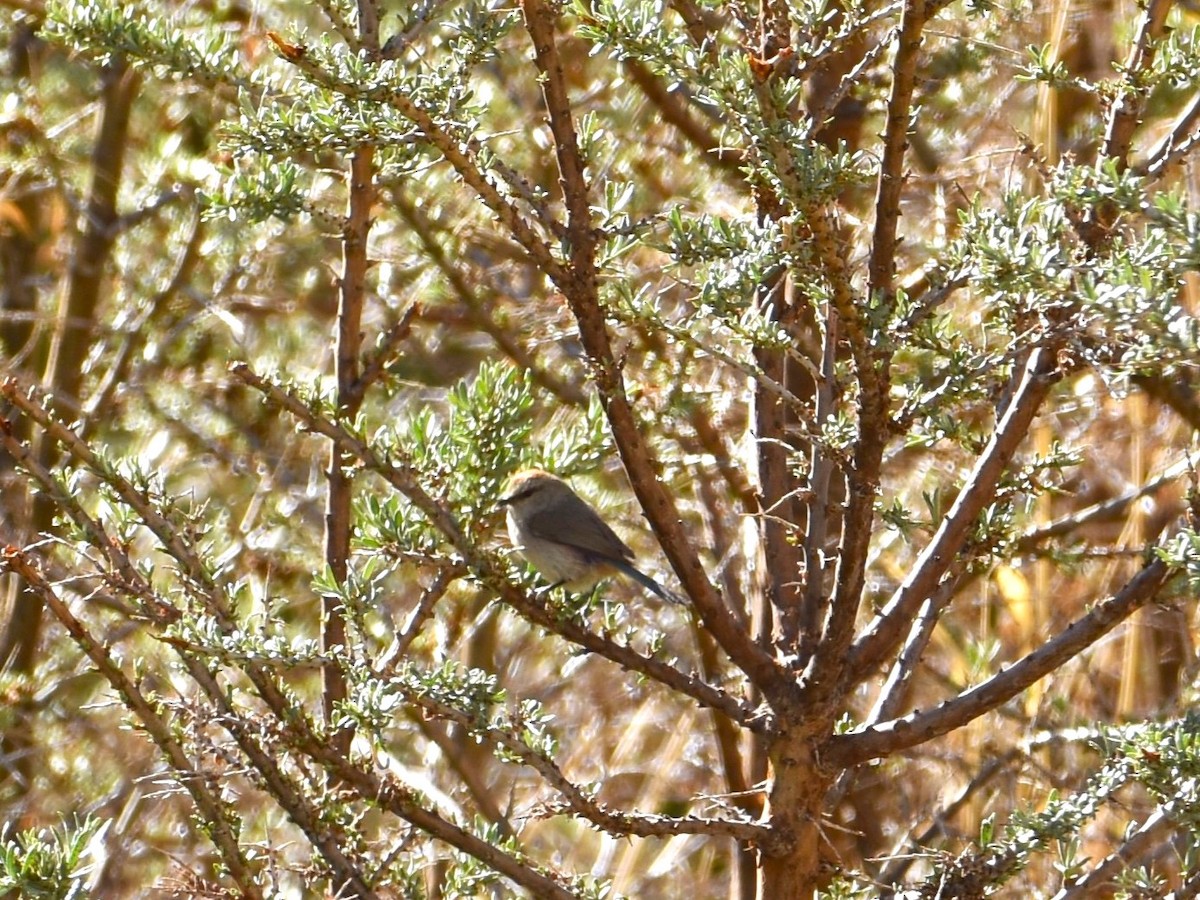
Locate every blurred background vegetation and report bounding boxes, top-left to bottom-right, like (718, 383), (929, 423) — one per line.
(3, 0), (1200, 897)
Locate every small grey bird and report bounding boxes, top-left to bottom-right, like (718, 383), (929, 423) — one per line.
(500, 469), (684, 604)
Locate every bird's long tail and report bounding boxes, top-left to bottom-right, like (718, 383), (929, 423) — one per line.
(613, 560), (687, 605)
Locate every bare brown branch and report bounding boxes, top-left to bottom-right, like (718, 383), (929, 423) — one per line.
(0, 59), (140, 691)
(828, 553), (1172, 766)
(1099, 0), (1172, 166)
(810, 0), (926, 694)
(845, 347), (1058, 686)
(1080, 0), (1172, 246)
(519, 0), (786, 698)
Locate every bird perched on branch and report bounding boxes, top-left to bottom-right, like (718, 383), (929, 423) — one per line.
(500, 469), (684, 605)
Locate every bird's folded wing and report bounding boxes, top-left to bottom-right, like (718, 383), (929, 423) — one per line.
(524, 505), (635, 562)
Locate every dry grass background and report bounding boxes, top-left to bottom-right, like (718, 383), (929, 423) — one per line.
(4, 0), (1200, 897)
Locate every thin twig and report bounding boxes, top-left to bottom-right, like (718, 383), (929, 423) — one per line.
(808, 25), (897, 142)
(352, 302), (418, 403)
(265, 35), (568, 286)
(2, 378), (217, 599)
(1099, 0), (1173, 166)
(796, 303), (838, 663)
(396, 678), (773, 844)
(1051, 807), (1170, 899)
(386, 188), (586, 405)
(877, 749), (1021, 886)
(866, 566), (968, 725)
(316, 0), (358, 49)
(284, 728), (585, 900)
(1135, 92), (1200, 182)
(84, 207), (205, 429)
(376, 567), (456, 675)
(381, 0), (454, 59)
(0, 415), (176, 623)
(622, 58), (743, 173)
(1079, 0), (1172, 246)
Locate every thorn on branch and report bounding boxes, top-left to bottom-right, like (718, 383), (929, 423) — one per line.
(265, 31), (307, 63)
(747, 46), (794, 81)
